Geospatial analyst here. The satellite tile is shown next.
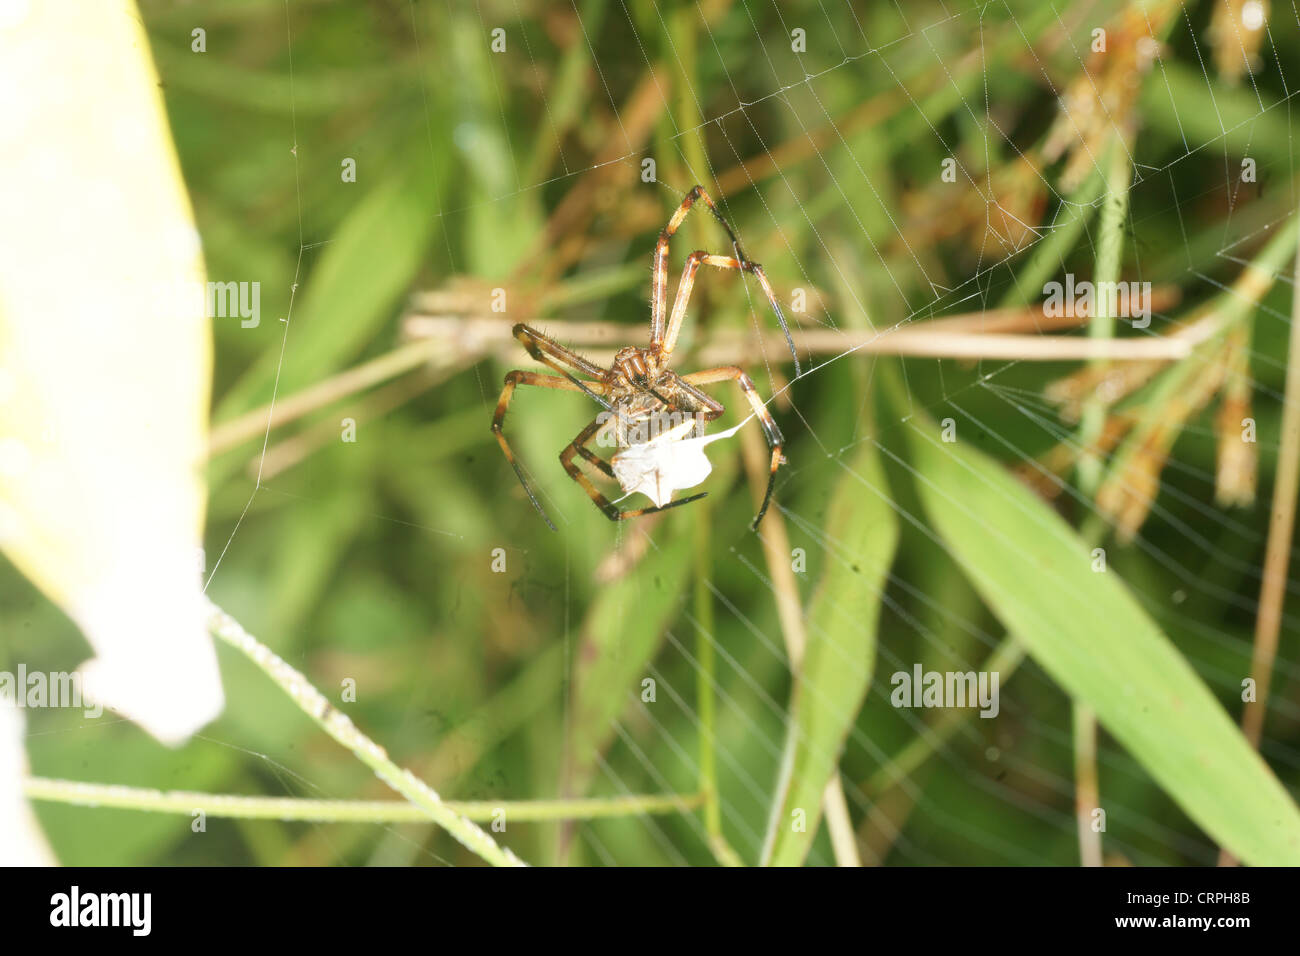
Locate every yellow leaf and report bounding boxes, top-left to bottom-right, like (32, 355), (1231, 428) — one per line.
(0, 1), (222, 744)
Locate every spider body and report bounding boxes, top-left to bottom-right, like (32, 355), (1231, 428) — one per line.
(492, 185), (799, 530)
(610, 346), (656, 386)
(603, 356), (712, 448)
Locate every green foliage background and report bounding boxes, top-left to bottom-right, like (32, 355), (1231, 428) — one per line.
(6, 0), (1300, 865)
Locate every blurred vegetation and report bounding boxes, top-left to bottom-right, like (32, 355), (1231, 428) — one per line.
(8, 0), (1300, 865)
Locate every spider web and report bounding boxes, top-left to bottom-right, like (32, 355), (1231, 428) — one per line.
(526, 0), (1299, 867)
(25, 0), (1296, 866)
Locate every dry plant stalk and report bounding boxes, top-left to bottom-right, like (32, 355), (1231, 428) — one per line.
(1042, 1), (1176, 190)
(1047, 359), (1165, 423)
(737, 424), (861, 867)
(403, 309), (1195, 369)
(1209, 0), (1270, 83)
(1215, 325), (1257, 506)
(1095, 351), (1232, 541)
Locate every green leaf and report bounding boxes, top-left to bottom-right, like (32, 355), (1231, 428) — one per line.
(1141, 62), (1293, 168)
(903, 416), (1300, 866)
(216, 155), (443, 420)
(762, 441), (899, 866)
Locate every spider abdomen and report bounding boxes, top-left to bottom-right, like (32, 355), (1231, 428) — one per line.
(601, 393), (707, 450)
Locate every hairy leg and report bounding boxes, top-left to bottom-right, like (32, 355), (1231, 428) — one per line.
(492, 369), (604, 530)
(650, 185), (802, 374)
(682, 365), (785, 528)
(560, 415), (708, 522)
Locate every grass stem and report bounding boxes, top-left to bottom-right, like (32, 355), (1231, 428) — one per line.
(1072, 143), (1132, 868)
(23, 777), (701, 824)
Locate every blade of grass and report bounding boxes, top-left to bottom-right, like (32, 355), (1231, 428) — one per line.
(740, 425), (861, 866)
(896, 400), (1300, 866)
(562, 525), (696, 802)
(761, 440), (899, 866)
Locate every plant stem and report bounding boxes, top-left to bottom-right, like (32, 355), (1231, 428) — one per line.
(692, 501), (726, 844)
(1078, 145), (1132, 492)
(22, 777), (701, 824)
(204, 598), (527, 867)
(739, 426), (861, 866)
(1072, 143), (1132, 868)
(1219, 225), (1300, 870)
(1240, 235), (1300, 751)
(403, 312), (1194, 367)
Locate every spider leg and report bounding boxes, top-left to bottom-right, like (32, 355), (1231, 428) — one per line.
(512, 323), (647, 452)
(560, 416), (708, 522)
(651, 185), (802, 375)
(493, 369), (607, 531)
(681, 365), (785, 530)
(512, 323), (612, 409)
(573, 413), (618, 479)
(661, 253), (749, 357)
(668, 376), (724, 424)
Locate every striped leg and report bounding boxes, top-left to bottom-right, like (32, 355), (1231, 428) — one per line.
(651, 185), (802, 375)
(513, 323), (652, 438)
(682, 365), (785, 529)
(662, 252), (792, 360)
(493, 370), (605, 531)
(512, 323), (612, 409)
(573, 413), (618, 479)
(560, 416), (708, 522)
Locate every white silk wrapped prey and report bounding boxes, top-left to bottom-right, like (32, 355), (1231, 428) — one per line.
(611, 420), (746, 507)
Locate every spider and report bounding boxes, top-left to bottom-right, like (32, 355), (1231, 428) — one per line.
(492, 185), (800, 531)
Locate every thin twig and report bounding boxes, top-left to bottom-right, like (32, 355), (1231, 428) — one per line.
(691, 501), (744, 867)
(215, 290), (1190, 465)
(253, 367), (441, 480)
